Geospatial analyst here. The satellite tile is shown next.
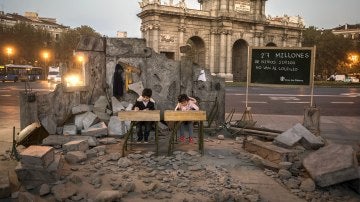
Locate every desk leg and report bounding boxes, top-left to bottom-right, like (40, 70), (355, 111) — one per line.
(155, 122), (159, 156)
(168, 122), (181, 156)
(199, 121), (204, 155)
(122, 122), (135, 157)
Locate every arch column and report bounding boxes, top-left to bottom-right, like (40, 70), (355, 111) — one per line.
(152, 24), (160, 53)
(209, 29), (216, 73)
(226, 30), (232, 75)
(219, 30), (226, 74)
(178, 25), (186, 60)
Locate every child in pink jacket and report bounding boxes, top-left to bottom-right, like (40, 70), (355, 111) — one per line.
(174, 94), (199, 143)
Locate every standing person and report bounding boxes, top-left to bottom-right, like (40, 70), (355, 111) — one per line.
(174, 94), (199, 143)
(133, 88), (155, 143)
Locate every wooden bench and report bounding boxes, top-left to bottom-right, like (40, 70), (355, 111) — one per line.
(164, 110), (207, 155)
(118, 110), (161, 157)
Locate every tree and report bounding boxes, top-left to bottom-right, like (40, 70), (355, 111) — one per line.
(55, 25), (100, 64)
(302, 26), (355, 77)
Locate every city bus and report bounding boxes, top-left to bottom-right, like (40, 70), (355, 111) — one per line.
(0, 64), (43, 82)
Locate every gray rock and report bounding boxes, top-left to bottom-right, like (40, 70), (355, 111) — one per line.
(65, 151), (87, 164)
(303, 144), (358, 187)
(39, 183), (50, 196)
(278, 169), (292, 180)
(300, 178), (316, 192)
(95, 190), (123, 202)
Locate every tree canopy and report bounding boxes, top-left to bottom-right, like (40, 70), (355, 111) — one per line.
(302, 26), (359, 76)
(0, 23), (100, 66)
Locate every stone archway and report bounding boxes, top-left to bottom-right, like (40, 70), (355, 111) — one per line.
(186, 36), (206, 68)
(266, 42), (277, 47)
(232, 39), (248, 82)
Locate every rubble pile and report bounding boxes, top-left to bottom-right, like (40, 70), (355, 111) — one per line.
(238, 122), (360, 201)
(9, 139), (261, 201)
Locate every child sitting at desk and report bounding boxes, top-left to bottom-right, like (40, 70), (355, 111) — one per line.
(132, 88), (155, 143)
(174, 94), (199, 143)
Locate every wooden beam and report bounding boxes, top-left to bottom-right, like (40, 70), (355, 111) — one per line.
(164, 110), (206, 121)
(118, 110), (160, 121)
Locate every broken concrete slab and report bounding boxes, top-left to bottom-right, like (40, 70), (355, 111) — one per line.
(82, 112), (99, 130)
(72, 104), (91, 115)
(42, 135), (98, 147)
(274, 123), (324, 149)
(40, 116), (57, 135)
(244, 139), (296, 163)
(303, 144), (359, 187)
(93, 96), (109, 112)
(128, 81), (144, 96)
(63, 124), (77, 135)
(347, 167), (360, 194)
(81, 122), (108, 137)
(93, 111), (111, 122)
(111, 97), (125, 115)
(65, 151), (87, 164)
(15, 154), (63, 187)
(20, 145), (54, 169)
(108, 116), (126, 136)
(74, 112), (87, 131)
(63, 140), (89, 152)
(0, 175), (11, 199)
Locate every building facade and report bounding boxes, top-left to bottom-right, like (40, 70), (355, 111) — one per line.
(0, 11), (68, 41)
(332, 24), (360, 46)
(138, 0), (304, 81)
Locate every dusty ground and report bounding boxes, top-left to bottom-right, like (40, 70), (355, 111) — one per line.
(1, 130), (360, 202)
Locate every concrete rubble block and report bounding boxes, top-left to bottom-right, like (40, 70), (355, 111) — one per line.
(82, 111), (99, 130)
(65, 151), (87, 164)
(15, 154), (63, 187)
(274, 123), (324, 149)
(81, 122), (108, 137)
(93, 96), (109, 112)
(303, 144), (359, 187)
(63, 139), (89, 152)
(244, 139), (295, 163)
(111, 97), (125, 115)
(42, 135), (98, 147)
(51, 182), (78, 202)
(40, 116), (57, 135)
(128, 81), (144, 96)
(0, 175), (11, 199)
(93, 111), (111, 122)
(74, 113), (87, 131)
(108, 116), (126, 136)
(347, 167), (360, 194)
(125, 104), (133, 111)
(20, 145), (54, 168)
(120, 101), (130, 108)
(72, 104), (91, 115)
(63, 124), (77, 135)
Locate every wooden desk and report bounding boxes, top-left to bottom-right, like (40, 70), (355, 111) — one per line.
(164, 110), (207, 155)
(119, 110), (161, 157)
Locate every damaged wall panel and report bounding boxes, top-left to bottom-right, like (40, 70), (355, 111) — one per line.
(20, 36), (225, 133)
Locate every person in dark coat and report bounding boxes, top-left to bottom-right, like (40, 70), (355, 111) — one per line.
(132, 88), (155, 143)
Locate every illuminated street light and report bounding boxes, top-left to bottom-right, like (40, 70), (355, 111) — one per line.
(5, 47), (14, 63)
(76, 54), (86, 85)
(42, 51), (50, 80)
(349, 53), (359, 64)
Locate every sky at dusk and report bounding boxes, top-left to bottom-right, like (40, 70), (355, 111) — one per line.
(1, 0), (359, 37)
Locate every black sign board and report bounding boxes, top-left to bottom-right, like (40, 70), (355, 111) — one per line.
(249, 47), (314, 86)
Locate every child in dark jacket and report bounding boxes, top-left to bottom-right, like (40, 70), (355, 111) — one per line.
(132, 88), (155, 143)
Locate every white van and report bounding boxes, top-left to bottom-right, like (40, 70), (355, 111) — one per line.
(47, 66), (61, 82)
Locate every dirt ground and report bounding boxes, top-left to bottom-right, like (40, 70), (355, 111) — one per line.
(1, 130), (360, 202)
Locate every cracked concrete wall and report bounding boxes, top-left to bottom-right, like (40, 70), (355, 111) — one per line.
(20, 36), (225, 130)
